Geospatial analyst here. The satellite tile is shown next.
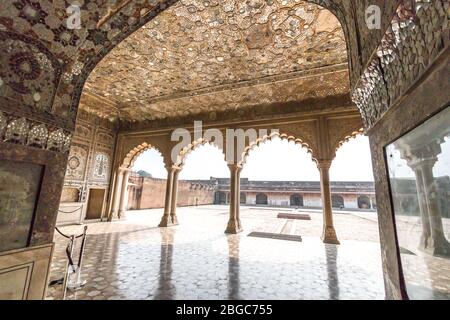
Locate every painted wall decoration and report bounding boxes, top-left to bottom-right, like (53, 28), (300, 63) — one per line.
(0, 159), (43, 252)
(65, 145), (88, 180)
(92, 152), (110, 181)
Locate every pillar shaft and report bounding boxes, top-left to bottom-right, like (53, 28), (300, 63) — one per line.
(118, 170), (130, 219)
(420, 160), (450, 256)
(170, 168), (181, 225)
(412, 167), (432, 250)
(159, 166), (177, 227)
(225, 164), (243, 234)
(318, 160), (340, 244)
(109, 168), (124, 221)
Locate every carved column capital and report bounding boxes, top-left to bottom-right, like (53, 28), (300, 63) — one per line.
(316, 159), (332, 170)
(165, 165), (182, 172)
(227, 163), (242, 172)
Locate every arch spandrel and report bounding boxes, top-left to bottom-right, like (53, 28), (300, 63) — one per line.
(327, 116), (364, 160)
(117, 134), (173, 169)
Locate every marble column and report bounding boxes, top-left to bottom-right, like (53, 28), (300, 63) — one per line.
(109, 167), (124, 221)
(159, 166), (176, 227)
(225, 164), (243, 234)
(419, 158), (450, 257)
(410, 166), (432, 251)
(318, 160), (340, 244)
(170, 167), (181, 225)
(118, 169), (130, 219)
(401, 140), (450, 257)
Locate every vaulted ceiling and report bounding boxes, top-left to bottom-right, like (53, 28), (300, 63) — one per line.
(81, 0), (349, 122)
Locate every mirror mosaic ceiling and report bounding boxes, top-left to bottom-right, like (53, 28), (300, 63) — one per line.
(82, 0), (349, 122)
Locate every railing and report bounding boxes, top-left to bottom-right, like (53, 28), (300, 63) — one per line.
(52, 226), (88, 300)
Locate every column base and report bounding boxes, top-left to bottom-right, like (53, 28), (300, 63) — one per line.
(108, 210), (118, 222)
(170, 214), (179, 225)
(420, 237), (450, 258)
(321, 226), (340, 245)
(158, 214), (178, 227)
(225, 219), (243, 234)
(118, 210), (127, 219)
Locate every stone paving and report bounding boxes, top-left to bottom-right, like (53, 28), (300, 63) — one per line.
(47, 206), (385, 300)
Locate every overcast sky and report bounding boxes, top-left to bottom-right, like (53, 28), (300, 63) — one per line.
(133, 135), (376, 181)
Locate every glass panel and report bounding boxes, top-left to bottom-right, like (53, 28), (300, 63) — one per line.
(0, 160), (43, 252)
(386, 106), (450, 300)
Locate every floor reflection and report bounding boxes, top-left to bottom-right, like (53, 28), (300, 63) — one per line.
(47, 206), (385, 300)
(154, 228), (175, 300)
(227, 235), (240, 299)
(325, 244), (339, 300)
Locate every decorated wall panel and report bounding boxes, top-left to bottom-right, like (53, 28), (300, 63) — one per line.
(352, 0), (449, 129)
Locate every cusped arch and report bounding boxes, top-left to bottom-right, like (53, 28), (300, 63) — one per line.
(122, 142), (165, 169)
(239, 131), (317, 167)
(174, 137), (226, 168)
(334, 127), (365, 157)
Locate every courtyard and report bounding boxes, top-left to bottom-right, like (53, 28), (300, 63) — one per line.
(47, 206), (384, 300)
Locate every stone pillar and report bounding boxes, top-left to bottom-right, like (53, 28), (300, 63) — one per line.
(109, 167), (124, 221)
(225, 164), (243, 234)
(419, 158), (450, 257)
(318, 160), (340, 244)
(159, 166), (176, 227)
(170, 167), (181, 225)
(401, 140), (450, 257)
(118, 169), (130, 219)
(411, 167), (432, 251)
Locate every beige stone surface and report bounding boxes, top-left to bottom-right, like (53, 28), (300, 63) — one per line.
(47, 206), (385, 300)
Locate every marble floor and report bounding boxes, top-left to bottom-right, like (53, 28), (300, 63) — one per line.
(47, 206), (385, 300)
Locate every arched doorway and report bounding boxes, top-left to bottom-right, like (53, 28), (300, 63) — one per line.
(290, 194), (304, 207)
(127, 147), (167, 210)
(256, 193), (268, 205)
(240, 192), (247, 205)
(215, 191), (227, 205)
(358, 195), (371, 209)
(332, 195), (344, 208)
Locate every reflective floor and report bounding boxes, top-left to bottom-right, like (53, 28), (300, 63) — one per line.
(47, 206), (384, 300)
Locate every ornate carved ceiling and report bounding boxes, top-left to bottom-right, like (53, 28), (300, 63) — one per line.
(81, 0), (349, 122)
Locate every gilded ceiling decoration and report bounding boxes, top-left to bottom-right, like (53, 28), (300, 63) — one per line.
(82, 0), (348, 122)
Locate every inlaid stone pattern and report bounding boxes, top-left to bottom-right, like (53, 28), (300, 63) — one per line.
(83, 0), (348, 121)
(0, 111), (71, 153)
(0, 0), (176, 125)
(0, 0), (403, 128)
(47, 207), (385, 300)
(66, 145), (88, 181)
(92, 152), (110, 182)
(352, 0), (450, 129)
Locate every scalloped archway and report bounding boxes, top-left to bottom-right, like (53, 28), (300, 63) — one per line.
(122, 142), (166, 169)
(239, 131), (317, 167)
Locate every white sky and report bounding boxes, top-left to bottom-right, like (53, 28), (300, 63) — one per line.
(133, 135), (375, 181)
